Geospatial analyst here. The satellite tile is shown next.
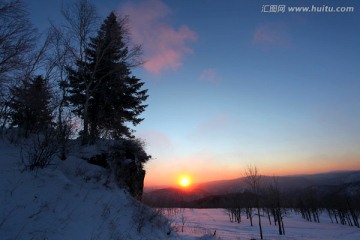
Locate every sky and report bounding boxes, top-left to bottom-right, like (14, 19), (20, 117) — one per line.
(28, 0), (360, 187)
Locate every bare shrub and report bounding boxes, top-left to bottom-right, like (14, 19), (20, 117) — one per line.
(21, 131), (58, 171)
(132, 202), (172, 234)
(132, 203), (147, 233)
(180, 213), (186, 232)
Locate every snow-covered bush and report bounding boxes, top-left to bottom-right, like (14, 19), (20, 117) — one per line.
(109, 138), (151, 166)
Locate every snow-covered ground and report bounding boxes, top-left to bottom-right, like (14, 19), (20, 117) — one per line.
(1, 135), (359, 240)
(170, 208), (360, 240)
(0, 136), (179, 240)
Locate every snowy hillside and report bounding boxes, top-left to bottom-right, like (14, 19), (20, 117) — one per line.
(0, 137), (178, 240)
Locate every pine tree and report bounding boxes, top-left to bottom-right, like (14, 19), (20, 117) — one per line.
(9, 75), (53, 137)
(67, 12), (148, 143)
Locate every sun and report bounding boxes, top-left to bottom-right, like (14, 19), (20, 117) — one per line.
(178, 175), (191, 188)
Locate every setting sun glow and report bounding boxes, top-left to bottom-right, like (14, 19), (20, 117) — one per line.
(178, 175), (191, 188)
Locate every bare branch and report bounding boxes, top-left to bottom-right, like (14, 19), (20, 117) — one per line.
(243, 164), (262, 194)
(0, 0), (36, 78)
(61, 0), (99, 63)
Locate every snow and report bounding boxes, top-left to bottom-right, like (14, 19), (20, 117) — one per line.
(1, 135), (359, 240)
(170, 208), (360, 240)
(0, 136), (177, 240)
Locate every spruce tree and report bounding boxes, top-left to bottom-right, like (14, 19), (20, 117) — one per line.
(67, 12), (148, 142)
(9, 75), (53, 137)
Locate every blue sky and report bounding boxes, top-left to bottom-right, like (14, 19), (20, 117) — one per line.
(28, 0), (360, 186)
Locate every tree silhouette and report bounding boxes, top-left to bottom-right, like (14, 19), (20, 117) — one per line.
(244, 165), (263, 239)
(67, 12), (147, 143)
(8, 75), (53, 137)
(0, 0), (36, 129)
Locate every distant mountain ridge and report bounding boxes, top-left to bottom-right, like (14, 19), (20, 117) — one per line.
(143, 170), (360, 207)
(195, 170), (360, 193)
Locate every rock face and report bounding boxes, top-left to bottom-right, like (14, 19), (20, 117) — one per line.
(87, 153), (109, 168)
(87, 153), (145, 200)
(117, 159), (145, 200)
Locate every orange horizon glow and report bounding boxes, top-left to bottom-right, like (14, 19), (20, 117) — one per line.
(143, 151), (360, 188)
(144, 161), (360, 188)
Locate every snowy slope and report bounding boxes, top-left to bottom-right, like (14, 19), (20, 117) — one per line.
(0, 137), (181, 240)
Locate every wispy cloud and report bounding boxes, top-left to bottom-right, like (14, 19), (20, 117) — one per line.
(199, 68), (221, 84)
(135, 130), (172, 149)
(118, 0), (197, 75)
(253, 22), (292, 49)
(190, 114), (228, 139)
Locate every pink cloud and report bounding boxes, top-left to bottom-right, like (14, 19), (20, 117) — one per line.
(199, 68), (221, 84)
(118, 0), (197, 75)
(253, 22), (292, 48)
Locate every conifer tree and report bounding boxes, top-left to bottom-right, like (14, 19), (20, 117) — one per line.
(9, 75), (53, 137)
(67, 12), (147, 143)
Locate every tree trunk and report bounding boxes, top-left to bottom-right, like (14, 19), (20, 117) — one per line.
(277, 210), (283, 235)
(267, 209), (272, 225)
(257, 206), (263, 239)
(334, 210), (339, 224)
(281, 217), (285, 235)
(347, 199), (360, 228)
(82, 88), (90, 145)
